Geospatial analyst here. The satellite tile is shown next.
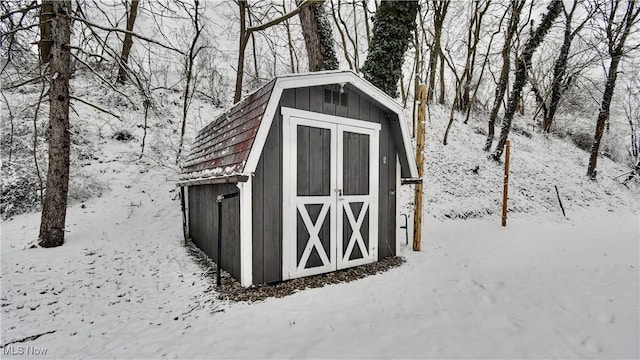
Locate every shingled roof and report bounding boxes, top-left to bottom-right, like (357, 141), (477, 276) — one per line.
(180, 79), (276, 181)
(179, 70), (419, 185)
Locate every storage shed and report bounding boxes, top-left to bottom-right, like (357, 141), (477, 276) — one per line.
(179, 70), (419, 287)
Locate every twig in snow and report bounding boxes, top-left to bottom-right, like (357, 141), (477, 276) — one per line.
(1, 330), (57, 348)
(180, 301), (201, 316)
(554, 185), (566, 217)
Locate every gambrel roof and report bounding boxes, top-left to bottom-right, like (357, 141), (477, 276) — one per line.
(180, 70), (419, 184)
(181, 80), (275, 180)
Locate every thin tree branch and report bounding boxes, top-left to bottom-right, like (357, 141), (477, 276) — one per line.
(69, 95), (121, 120)
(70, 52), (135, 105)
(70, 16), (185, 55)
(246, 0), (314, 33)
(0, 1), (39, 21)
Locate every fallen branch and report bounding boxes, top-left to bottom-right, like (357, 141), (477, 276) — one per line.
(70, 95), (121, 120)
(1, 75), (43, 90)
(1, 330), (57, 348)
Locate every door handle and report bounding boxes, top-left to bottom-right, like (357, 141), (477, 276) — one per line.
(335, 189), (343, 196)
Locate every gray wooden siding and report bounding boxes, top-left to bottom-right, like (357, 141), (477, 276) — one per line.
(378, 110), (398, 259)
(251, 84), (400, 284)
(188, 184), (241, 281)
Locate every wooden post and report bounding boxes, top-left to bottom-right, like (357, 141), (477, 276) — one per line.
(413, 84), (427, 251)
(501, 140), (511, 227)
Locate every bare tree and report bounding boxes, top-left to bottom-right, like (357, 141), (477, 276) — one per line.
(426, 0), (449, 104)
(329, 0), (353, 69)
(541, 1), (590, 132)
(1, 0), (40, 73)
(116, 0), (139, 85)
(621, 75), (640, 182)
(176, 0), (205, 164)
(459, 0), (492, 111)
(483, 0), (526, 151)
(442, 0), (493, 145)
(38, 0), (72, 248)
(587, 0), (640, 178)
(491, 0), (563, 160)
(234, 0), (314, 103)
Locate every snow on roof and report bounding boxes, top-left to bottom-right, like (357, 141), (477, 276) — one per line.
(180, 79), (276, 180)
(181, 70), (419, 182)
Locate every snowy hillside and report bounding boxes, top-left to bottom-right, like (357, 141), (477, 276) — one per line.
(415, 105), (639, 220)
(1, 77), (639, 358)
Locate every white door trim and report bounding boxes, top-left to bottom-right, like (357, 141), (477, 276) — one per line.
(282, 107), (381, 132)
(282, 108), (380, 280)
(282, 111), (337, 280)
(336, 125), (379, 269)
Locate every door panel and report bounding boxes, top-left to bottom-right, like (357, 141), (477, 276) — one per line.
(283, 108), (379, 280)
(297, 126), (332, 197)
(342, 132), (370, 195)
(337, 125), (378, 270)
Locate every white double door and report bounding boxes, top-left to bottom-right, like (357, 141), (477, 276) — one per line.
(282, 108), (379, 280)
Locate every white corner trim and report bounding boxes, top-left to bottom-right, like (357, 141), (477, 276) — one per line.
(398, 112), (419, 179)
(238, 179), (253, 287)
(281, 109), (293, 281)
(396, 154), (401, 256)
(244, 82), (285, 174)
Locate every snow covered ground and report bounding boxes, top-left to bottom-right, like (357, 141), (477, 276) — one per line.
(1, 99), (639, 358)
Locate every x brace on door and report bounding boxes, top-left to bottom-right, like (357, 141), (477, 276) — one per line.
(341, 201), (369, 264)
(296, 201), (331, 271)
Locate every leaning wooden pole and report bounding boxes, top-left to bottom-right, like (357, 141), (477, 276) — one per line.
(413, 84), (427, 251)
(501, 140), (511, 227)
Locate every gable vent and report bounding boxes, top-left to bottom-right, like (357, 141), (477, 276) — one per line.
(324, 88), (348, 107)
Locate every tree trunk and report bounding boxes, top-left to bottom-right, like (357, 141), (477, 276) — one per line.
(39, 0), (54, 65)
(543, 6), (575, 132)
(491, 0), (563, 160)
(427, 0), (448, 103)
(587, 0), (638, 178)
(438, 52), (445, 104)
(234, 1), (248, 103)
(284, 17), (297, 72)
(484, 0), (525, 151)
(586, 56), (619, 178)
(39, 0), (72, 248)
(426, 43), (437, 102)
(529, 72), (548, 121)
(336, 0), (360, 69)
(116, 0), (139, 85)
(459, 0), (490, 112)
(361, 1), (418, 97)
(297, 0), (338, 71)
(177, 0), (203, 164)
